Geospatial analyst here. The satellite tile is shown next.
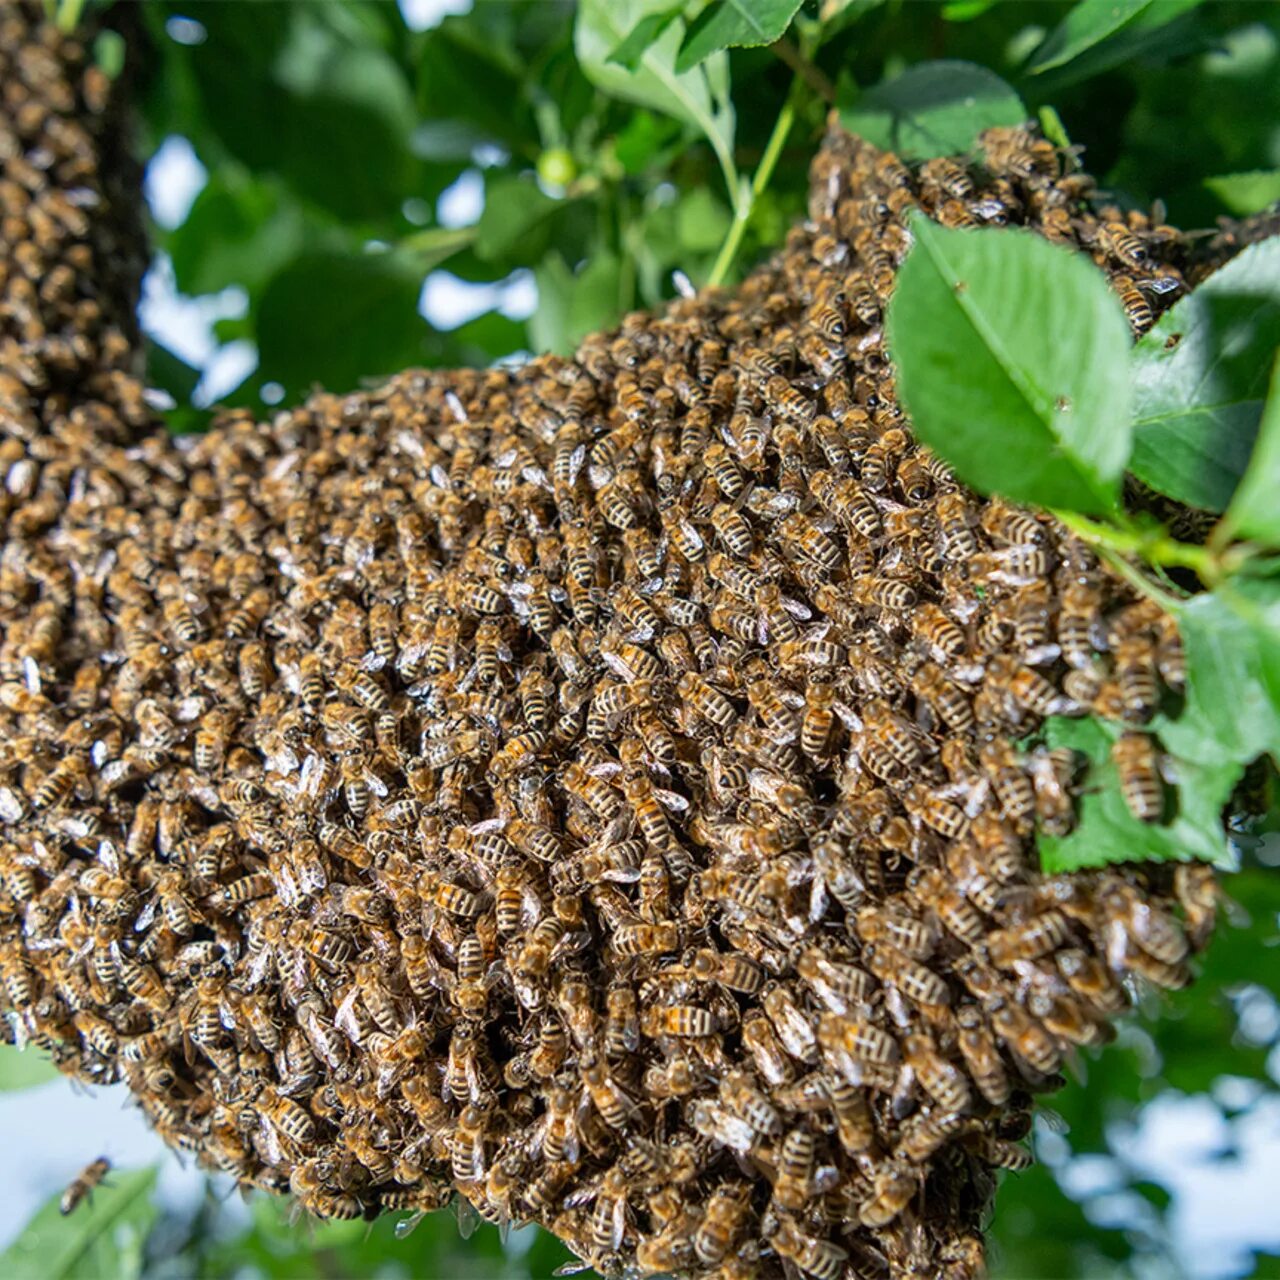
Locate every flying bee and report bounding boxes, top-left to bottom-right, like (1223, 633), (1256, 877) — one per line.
(1112, 730), (1163, 822)
(60, 1157), (111, 1215)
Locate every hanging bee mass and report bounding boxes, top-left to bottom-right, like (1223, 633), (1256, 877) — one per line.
(0, 4), (1248, 1278)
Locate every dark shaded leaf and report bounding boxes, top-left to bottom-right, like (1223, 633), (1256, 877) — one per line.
(183, 6), (421, 224)
(1129, 237), (1280, 511)
(676, 0), (804, 73)
(576, 0), (738, 205)
(529, 251), (623, 356)
(1028, 0), (1153, 73)
(255, 252), (430, 398)
(166, 172), (309, 297)
(888, 219), (1132, 515)
(145, 339), (201, 403)
(838, 60), (1025, 161)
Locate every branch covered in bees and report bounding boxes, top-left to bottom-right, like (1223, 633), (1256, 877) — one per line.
(0, 4), (1235, 1278)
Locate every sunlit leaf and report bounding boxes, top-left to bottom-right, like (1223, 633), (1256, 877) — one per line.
(675, 0), (804, 73)
(1037, 715), (1239, 873)
(0, 1044), (60, 1092)
(838, 61), (1025, 161)
(888, 218), (1132, 514)
(607, 6), (682, 70)
(1221, 353), (1280, 547)
(575, 0), (739, 206)
(1169, 581), (1280, 770)
(1204, 170), (1280, 217)
(0, 1167), (157, 1280)
(1027, 0), (1205, 76)
(1130, 237), (1280, 511)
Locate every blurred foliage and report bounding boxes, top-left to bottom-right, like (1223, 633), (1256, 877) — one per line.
(5, 0), (1273, 1277)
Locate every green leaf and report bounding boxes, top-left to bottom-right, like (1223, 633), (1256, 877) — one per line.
(575, 0), (738, 205)
(184, 6), (421, 224)
(1129, 237), (1280, 511)
(1204, 170), (1280, 218)
(0, 1045), (60, 1091)
(887, 219), (1132, 515)
(474, 175), (562, 262)
(675, 187), (733, 253)
(1221, 354), (1280, 546)
(940, 0), (1002, 19)
(1027, 0), (1204, 75)
(1037, 104), (1072, 150)
(607, 6), (682, 70)
(0, 1167), (158, 1280)
(1171, 581), (1280, 770)
(255, 252), (431, 398)
(676, 0), (804, 74)
(528, 251), (623, 356)
(144, 339), (201, 404)
(1027, 0), (1151, 73)
(166, 172), (308, 298)
(1037, 716), (1239, 873)
(838, 60), (1025, 161)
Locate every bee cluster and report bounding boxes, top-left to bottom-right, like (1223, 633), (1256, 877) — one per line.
(0, 6), (1238, 1278)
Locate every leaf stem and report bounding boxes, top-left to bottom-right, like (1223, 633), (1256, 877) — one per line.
(1052, 509), (1246, 587)
(707, 83), (797, 289)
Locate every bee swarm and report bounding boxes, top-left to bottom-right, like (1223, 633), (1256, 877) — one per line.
(0, 6), (1236, 1279)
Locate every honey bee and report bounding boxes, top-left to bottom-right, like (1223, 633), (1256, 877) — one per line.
(864, 941), (951, 1008)
(763, 375), (815, 425)
(984, 997), (1061, 1077)
(60, 1157), (111, 1215)
(1174, 863), (1218, 951)
(1111, 730), (1163, 823)
(582, 1061), (639, 1130)
(1113, 636), (1159, 724)
(983, 911), (1075, 967)
(768, 1218), (847, 1280)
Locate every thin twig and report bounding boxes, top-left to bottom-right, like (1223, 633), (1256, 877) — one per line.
(770, 36), (836, 105)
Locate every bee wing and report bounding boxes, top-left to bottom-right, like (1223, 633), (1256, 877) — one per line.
(455, 1196), (479, 1240)
(654, 788), (689, 814)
